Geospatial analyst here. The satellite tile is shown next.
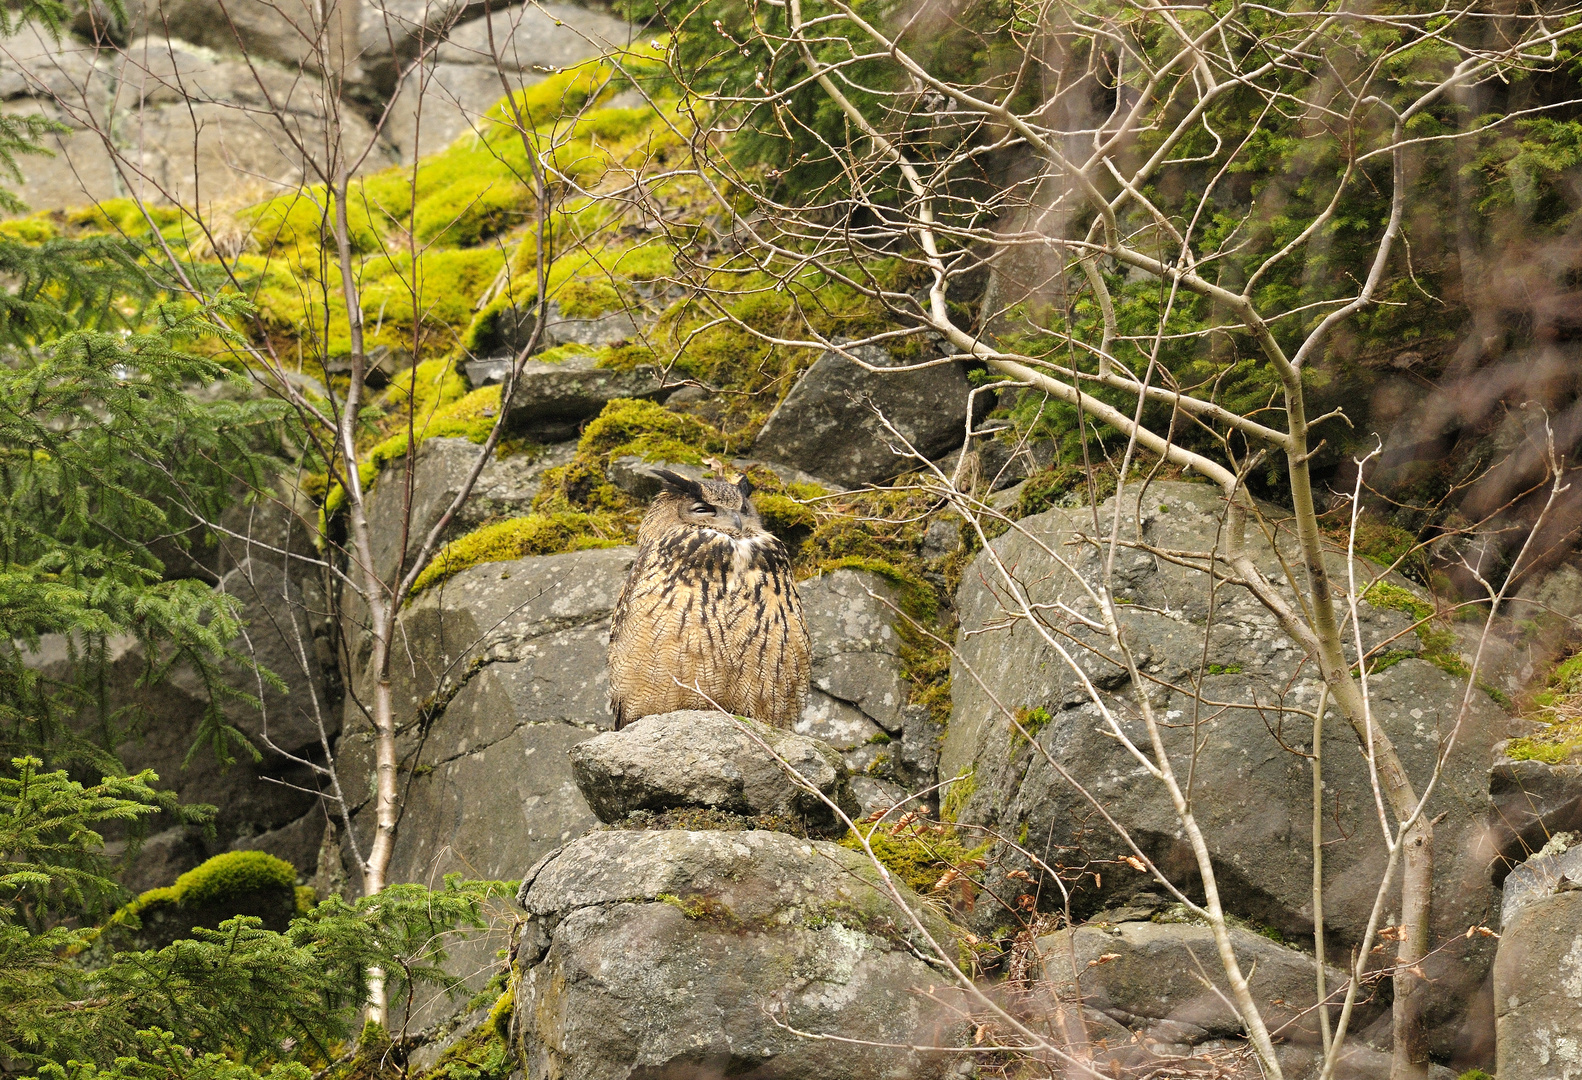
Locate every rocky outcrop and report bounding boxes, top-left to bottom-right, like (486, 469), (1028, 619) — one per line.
(569, 711), (856, 828)
(1036, 909), (1381, 1052)
(357, 436), (575, 597)
(512, 828), (964, 1080)
(3, 29), (394, 211)
(795, 569), (913, 773)
(28, 562), (335, 876)
(338, 545), (632, 884)
(1489, 756), (1582, 877)
(1494, 888), (1582, 1080)
(3, 0), (631, 210)
(752, 345), (977, 487)
(385, 2), (632, 160)
(1501, 831), (1582, 928)
(943, 482), (1514, 1055)
(486, 353), (671, 439)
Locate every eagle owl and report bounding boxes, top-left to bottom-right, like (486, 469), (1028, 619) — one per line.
(607, 470), (811, 729)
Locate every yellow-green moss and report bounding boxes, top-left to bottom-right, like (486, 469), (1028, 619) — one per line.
(557, 278), (623, 319)
(577, 398), (718, 462)
(0, 216), (57, 242)
(1508, 652), (1582, 763)
(940, 766), (976, 823)
(1362, 580), (1468, 675)
(411, 172), (530, 247)
(1351, 519), (1428, 580)
(113, 850), (297, 926)
(839, 820), (990, 895)
(410, 512), (622, 595)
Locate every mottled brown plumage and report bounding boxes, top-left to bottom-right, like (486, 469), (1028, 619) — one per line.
(607, 470), (811, 729)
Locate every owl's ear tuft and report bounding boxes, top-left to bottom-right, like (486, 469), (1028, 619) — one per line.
(652, 469), (705, 500)
(736, 476), (754, 500)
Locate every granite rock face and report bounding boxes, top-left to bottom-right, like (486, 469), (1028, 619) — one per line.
(512, 829), (965, 1080)
(385, 2), (632, 160)
(753, 345), (976, 487)
(4, 30), (394, 211)
(499, 352), (673, 439)
(1489, 757), (1582, 879)
(569, 711), (856, 828)
(6, 0), (631, 206)
(1035, 915), (1378, 1050)
(1494, 889), (1582, 1080)
(356, 436), (575, 604)
(338, 546), (634, 886)
(943, 482), (1513, 1055)
(1501, 832), (1582, 928)
(794, 569), (912, 775)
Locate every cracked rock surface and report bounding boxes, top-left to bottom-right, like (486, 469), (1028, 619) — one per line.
(339, 546), (634, 887)
(570, 711), (856, 829)
(944, 482), (1516, 1056)
(1494, 888), (1582, 1080)
(513, 829), (965, 1080)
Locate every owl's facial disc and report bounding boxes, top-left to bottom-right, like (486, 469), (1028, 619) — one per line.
(651, 470), (768, 539)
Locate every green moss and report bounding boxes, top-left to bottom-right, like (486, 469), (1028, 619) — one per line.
(940, 766), (976, 823)
(1509, 650), (1582, 763)
(557, 278), (624, 318)
(1362, 580), (1434, 622)
(1205, 663), (1242, 675)
(838, 821), (990, 895)
(1506, 738), (1575, 764)
(485, 987), (513, 1035)
(411, 511), (623, 595)
(113, 851), (298, 928)
(1351, 519), (1428, 581)
(1015, 706), (1053, 740)
(0, 217), (57, 242)
(753, 493), (818, 548)
(295, 885), (316, 914)
(576, 398), (718, 462)
(411, 172), (529, 247)
(1361, 580), (1473, 680)
(656, 892), (742, 926)
(1016, 463), (1116, 518)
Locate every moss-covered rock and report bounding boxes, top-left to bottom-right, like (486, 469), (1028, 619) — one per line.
(108, 850), (300, 950)
(411, 511), (623, 595)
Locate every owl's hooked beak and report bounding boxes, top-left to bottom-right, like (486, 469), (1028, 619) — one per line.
(727, 509), (745, 533)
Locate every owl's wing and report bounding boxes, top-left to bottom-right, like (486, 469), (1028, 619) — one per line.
(608, 540), (653, 650)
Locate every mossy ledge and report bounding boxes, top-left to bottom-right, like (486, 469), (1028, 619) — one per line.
(102, 851), (303, 949)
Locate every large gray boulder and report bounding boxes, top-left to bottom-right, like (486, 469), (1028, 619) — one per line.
(338, 546), (634, 886)
(569, 711), (856, 828)
(794, 569), (914, 776)
(943, 482), (1513, 1054)
(1502, 832), (1582, 929)
(1035, 913), (1379, 1050)
(334, 544), (633, 1032)
(384, 1), (631, 160)
(498, 352), (672, 439)
(1490, 756), (1582, 877)
(1494, 888), (1582, 1080)
(143, 0), (361, 79)
(26, 526), (335, 878)
(205, 558), (337, 757)
(27, 630), (324, 857)
(355, 436), (574, 621)
(752, 345), (975, 487)
(513, 829), (965, 1079)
